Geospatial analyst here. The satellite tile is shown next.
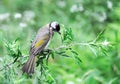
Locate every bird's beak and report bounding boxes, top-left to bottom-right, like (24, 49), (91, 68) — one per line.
(57, 31), (61, 35)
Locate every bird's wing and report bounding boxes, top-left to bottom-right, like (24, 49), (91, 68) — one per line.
(30, 34), (50, 56)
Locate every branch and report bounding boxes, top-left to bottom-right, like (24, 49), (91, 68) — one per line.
(54, 28), (108, 51)
(54, 42), (95, 51)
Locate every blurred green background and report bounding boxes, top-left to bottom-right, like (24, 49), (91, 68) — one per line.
(0, 0), (120, 84)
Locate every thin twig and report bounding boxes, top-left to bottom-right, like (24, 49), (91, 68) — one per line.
(54, 41), (94, 50)
(93, 28), (106, 43)
(0, 61), (15, 71)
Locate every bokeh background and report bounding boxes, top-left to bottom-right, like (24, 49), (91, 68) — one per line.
(0, 0), (120, 84)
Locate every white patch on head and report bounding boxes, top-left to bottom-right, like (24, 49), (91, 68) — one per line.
(51, 21), (58, 29)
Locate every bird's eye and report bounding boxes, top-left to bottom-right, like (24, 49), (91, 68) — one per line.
(55, 24), (60, 32)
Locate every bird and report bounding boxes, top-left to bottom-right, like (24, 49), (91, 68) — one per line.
(22, 21), (60, 74)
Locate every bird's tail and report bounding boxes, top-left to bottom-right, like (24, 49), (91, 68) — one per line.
(22, 55), (36, 74)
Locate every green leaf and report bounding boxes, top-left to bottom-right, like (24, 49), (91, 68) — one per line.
(71, 50), (78, 55)
(50, 52), (55, 59)
(62, 27), (74, 44)
(71, 50), (82, 65)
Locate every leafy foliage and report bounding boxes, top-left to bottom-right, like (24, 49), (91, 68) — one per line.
(0, 0), (120, 84)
